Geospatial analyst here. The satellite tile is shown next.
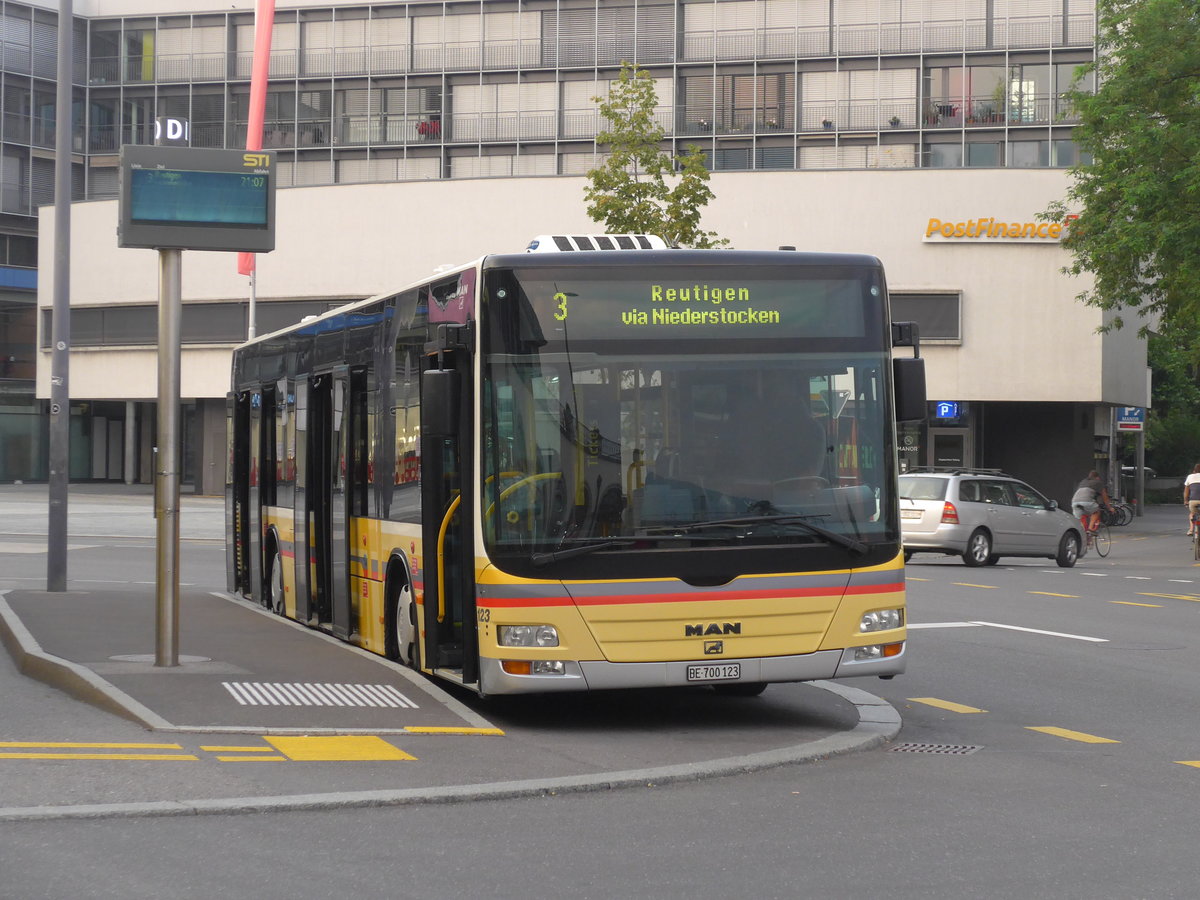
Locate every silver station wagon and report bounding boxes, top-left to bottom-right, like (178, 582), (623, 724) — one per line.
(899, 468), (1084, 567)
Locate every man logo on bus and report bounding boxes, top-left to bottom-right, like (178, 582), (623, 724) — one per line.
(685, 622), (741, 636)
(704, 641), (724, 655)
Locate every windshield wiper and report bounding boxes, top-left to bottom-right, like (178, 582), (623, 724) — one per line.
(531, 539), (634, 567)
(644, 514), (868, 555)
(529, 534), (733, 567)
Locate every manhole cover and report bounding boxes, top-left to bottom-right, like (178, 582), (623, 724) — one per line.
(889, 742), (982, 755)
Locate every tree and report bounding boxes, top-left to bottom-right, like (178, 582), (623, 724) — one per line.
(584, 63), (728, 248)
(1044, 0), (1200, 337)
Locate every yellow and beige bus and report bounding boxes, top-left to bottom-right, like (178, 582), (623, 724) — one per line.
(226, 236), (925, 696)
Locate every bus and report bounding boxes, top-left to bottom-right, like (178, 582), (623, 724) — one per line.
(226, 236), (926, 696)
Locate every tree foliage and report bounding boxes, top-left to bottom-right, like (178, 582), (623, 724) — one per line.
(584, 63), (727, 248)
(1044, 0), (1200, 337)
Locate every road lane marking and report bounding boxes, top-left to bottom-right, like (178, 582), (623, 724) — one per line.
(908, 697), (987, 714)
(1081, 573), (1108, 577)
(200, 745), (278, 753)
(1137, 593), (1200, 602)
(403, 726), (505, 736)
(907, 622), (983, 629)
(1176, 761), (1200, 769)
(1168, 580), (1194, 583)
(970, 621), (1108, 642)
(906, 576), (930, 581)
(1028, 591), (1079, 598)
(0, 742), (183, 750)
(1110, 601), (1162, 608)
(215, 756), (287, 762)
(952, 583), (999, 589)
(265, 735), (416, 761)
(1026, 726), (1119, 744)
(0, 753), (198, 761)
(1124, 576), (1151, 580)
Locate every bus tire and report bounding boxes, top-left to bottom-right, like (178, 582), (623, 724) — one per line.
(384, 561), (418, 669)
(266, 535), (285, 616)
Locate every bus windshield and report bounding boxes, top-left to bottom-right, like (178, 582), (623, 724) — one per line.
(480, 264), (897, 572)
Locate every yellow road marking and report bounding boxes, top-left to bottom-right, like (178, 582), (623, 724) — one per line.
(1110, 600), (1162, 608)
(265, 735), (416, 761)
(0, 753), (197, 761)
(1029, 591), (1079, 598)
(403, 726), (505, 736)
(908, 697), (987, 714)
(906, 576), (930, 582)
(1137, 593), (1200, 602)
(952, 583), (998, 589)
(0, 742), (183, 749)
(200, 745), (277, 752)
(1176, 761), (1200, 769)
(216, 756), (287, 762)
(1026, 726), (1119, 744)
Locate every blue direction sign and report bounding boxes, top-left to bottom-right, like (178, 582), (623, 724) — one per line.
(1116, 407), (1145, 431)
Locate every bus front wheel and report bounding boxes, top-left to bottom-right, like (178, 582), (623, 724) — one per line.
(385, 567), (418, 670)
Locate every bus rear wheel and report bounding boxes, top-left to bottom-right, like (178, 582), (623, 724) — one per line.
(267, 544), (285, 616)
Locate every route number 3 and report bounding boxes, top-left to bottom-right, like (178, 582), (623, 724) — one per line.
(553, 292), (568, 321)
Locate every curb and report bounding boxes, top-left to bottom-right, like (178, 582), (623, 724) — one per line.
(0, 681), (899, 822)
(0, 588), (900, 822)
(0, 592), (173, 730)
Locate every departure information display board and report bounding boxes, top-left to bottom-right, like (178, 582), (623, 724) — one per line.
(118, 146), (276, 252)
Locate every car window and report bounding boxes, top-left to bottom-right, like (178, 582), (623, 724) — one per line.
(958, 480), (982, 502)
(982, 480), (1014, 506)
(899, 476), (947, 501)
(1012, 482), (1047, 509)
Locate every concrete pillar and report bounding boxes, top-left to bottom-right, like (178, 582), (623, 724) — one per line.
(124, 400), (136, 484)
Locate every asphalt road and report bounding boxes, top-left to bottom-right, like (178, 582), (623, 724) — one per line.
(2, 489), (1199, 898)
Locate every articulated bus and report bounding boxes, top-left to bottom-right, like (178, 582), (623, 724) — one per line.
(226, 236), (926, 696)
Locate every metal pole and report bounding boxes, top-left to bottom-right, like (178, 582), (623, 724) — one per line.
(47, 0), (73, 592)
(155, 248), (182, 667)
(248, 269), (256, 339)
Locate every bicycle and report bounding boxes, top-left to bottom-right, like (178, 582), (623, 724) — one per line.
(1081, 513), (1111, 558)
(1192, 510), (1200, 561)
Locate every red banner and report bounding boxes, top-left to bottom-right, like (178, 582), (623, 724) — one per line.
(238, 0), (276, 277)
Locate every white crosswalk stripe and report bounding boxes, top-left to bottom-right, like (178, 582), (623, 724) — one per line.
(221, 682), (419, 708)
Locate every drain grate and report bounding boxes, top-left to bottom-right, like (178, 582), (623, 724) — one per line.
(889, 742), (982, 755)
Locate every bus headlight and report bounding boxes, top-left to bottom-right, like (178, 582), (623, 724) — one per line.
(860, 609), (903, 632)
(498, 624), (560, 647)
(854, 642), (904, 661)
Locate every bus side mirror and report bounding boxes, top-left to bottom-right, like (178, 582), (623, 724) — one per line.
(422, 369), (461, 437)
(893, 357), (926, 423)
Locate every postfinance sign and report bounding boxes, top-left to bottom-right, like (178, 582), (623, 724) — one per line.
(924, 214), (1078, 243)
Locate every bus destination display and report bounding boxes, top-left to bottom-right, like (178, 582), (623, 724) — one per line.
(510, 269), (871, 341)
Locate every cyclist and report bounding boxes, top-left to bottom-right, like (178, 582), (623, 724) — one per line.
(1071, 469), (1112, 539)
(1183, 463), (1200, 536)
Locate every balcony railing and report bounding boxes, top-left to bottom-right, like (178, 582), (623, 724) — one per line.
(925, 93), (1081, 128)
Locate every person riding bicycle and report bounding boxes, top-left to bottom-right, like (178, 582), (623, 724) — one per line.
(1183, 463), (1200, 536)
(1071, 469), (1112, 536)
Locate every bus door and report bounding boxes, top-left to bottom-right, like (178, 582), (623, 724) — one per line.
(247, 388), (264, 604)
(305, 370), (353, 638)
(420, 331), (477, 682)
(291, 379), (311, 623)
(227, 391), (252, 596)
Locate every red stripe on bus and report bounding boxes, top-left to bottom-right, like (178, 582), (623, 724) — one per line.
(480, 582), (904, 609)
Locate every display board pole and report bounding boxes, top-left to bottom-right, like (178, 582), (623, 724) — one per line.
(155, 248), (182, 668)
(47, 0), (72, 592)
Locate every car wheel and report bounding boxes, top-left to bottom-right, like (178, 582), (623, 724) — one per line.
(984, 555), (999, 566)
(1056, 531), (1080, 568)
(962, 529), (992, 567)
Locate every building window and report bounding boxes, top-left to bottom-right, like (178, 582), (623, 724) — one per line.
(890, 293), (961, 343)
(966, 142), (1002, 167)
(926, 143), (962, 168)
(1009, 140), (1049, 167)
